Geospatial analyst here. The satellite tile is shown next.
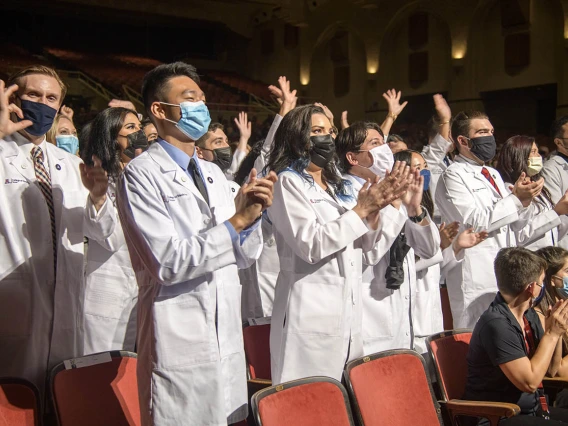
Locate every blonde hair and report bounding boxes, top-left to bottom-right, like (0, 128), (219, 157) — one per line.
(8, 65), (67, 101)
(46, 114), (74, 144)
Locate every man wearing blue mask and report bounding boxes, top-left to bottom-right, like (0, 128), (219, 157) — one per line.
(435, 110), (544, 329)
(0, 66), (114, 403)
(117, 62), (276, 426)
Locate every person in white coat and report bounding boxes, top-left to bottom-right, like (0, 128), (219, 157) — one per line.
(497, 135), (568, 251)
(0, 67), (112, 399)
(435, 110), (543, 328)
(117, 62), (276, 426)
(80, 107), (147, 354)
(335, 125), (440, 354)
(542, 116), (568, 249)
(239, 76), (298, 320)
(266, 105), (412, 385)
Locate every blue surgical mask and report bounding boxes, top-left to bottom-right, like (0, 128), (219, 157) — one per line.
(420, 169), (431, 191)
(554, 275), (568, 299)
(533, 282), (546, 306)
(161, 100), (211, 141)
(18, 99), (58, 136)
(55, 135), (79, 154)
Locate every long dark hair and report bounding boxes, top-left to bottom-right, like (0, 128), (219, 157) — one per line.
(265, 104), (350, 198)
(81, 107), (137, 181)
(394, 150), (434, 218)
(497, 135), (553, 208)
(536, 246), (568, 354)
(234, 138), (264, 186)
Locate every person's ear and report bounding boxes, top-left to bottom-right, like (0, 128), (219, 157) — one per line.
(345, 151), (359, 167)
(195, 146), (204, 160)
(554, 138), (564, 149)
(150, 102), (166, 121)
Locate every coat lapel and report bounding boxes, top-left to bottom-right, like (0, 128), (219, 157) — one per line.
(149, 144), (211, 213)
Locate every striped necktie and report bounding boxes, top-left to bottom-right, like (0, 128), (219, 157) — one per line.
(31, 146), (57, 272)
(481, 167), (501, 196)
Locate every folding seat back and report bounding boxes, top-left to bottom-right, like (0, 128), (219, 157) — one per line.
(426, 330), (472, 401)
(252, 377), (355, 426)
(51, 351), (140, 426)
(344, 350), (442, 426)
(243, 323), (271, 380)
(0, 378), (40, 426)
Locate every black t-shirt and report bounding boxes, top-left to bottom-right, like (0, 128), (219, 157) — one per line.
(463, 292), (543, 415)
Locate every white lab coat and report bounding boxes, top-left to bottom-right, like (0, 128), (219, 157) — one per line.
(342, 175), (440, 354)
(542, 154), (568, 249)
(117, 142), (262, 426)
(268, 170), (382, 385)
(421, 134), (453, 221)
(0, 132), (115, 397)
(435, 155), (524, 328)
(240, 114), (283, 320)
(83, 182), (137, 354)
(502, 185), (568, 251)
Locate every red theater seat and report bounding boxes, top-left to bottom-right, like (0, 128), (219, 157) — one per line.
(50, 351), (141, 426)
(344, 350), (443, 426)
(251, 377), (355, 426)
(0, 378), (40, 426)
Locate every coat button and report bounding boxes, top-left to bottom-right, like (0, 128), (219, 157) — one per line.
(181, 176), (187, 182)
(21, 164), (27, 169)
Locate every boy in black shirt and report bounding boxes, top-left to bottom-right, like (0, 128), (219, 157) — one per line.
(465, 247), (568, 425)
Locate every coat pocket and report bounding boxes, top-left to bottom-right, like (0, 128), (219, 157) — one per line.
(0, 269), (32, 336)
(84, 262), (136, 320)
(287, 275), (345, 336)
(153, 291), (213, 369)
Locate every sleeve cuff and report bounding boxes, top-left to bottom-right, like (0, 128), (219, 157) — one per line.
(223, 221), (239, 244)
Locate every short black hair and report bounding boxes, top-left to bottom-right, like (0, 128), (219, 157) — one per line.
(335, 121), (383, 173)
(494, 247), (547, 297)
(141, 62), (201, 121)
(550, 116), (568, 140)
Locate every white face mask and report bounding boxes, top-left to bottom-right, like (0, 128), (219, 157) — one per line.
(359, 144), (394, 178)
(527, 156), (543, 177)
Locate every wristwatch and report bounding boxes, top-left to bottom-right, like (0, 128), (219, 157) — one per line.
(408, 208), (427, 223)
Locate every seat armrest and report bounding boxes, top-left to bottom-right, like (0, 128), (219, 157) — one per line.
(544, 377), (568, 389)
(247, 378), (272, 395)
(441, 399), (520, 426)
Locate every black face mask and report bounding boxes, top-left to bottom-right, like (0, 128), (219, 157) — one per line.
(309, 135), (335, 168)
(123, 130), (149, 159)
(19, 99), (57, 136)
(210, 147), (233, 172)
(469, 135), (496, 163)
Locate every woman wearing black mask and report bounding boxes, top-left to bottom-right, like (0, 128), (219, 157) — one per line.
(266, 104), (412, 384)
(497, 135), (568, 251)
(79, 107), (144, 354)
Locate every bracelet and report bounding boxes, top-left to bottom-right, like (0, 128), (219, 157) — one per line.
(388, 112), (397, 121)
(438, 120), (450, 126)
(408, 208), (427, 223)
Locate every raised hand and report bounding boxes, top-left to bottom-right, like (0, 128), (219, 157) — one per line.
(401, 169), (424, 217)
(314, 103), (334, 127)
(232, 169), (277, 231)
(353, 161), (413, 219)
(382, 89), (408, 118)
(60, 105), (75, 120)
(439, 221), (460, 250)
(341, 111), (349, 129)
(511, 173), (544, 207)
(80, 155), (108, 211)
(433, 94), (451, 122)
(268, 76), (297, 116)
(454, 228), (488, 252)
(0, 80), (32, 140)
(546, 300), (568, 337)
(234, 111), (252, 142)
(108, 99), (137, 112)
(554, 190), (568, 216)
